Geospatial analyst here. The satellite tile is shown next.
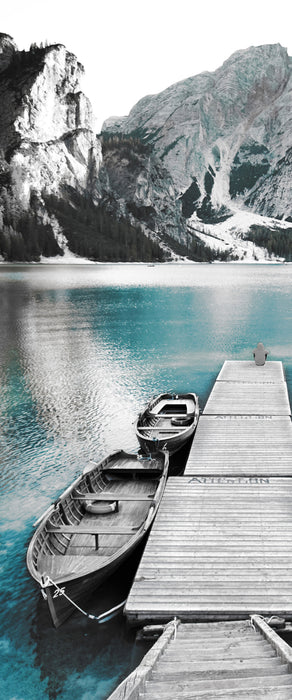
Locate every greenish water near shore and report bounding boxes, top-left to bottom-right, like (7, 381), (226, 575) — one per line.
(0, 263), (291, 699)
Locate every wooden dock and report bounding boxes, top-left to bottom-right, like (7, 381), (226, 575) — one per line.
(108, 617), (292, 699)
(186, 360), (292, 477)
(125, 360), (292, 625)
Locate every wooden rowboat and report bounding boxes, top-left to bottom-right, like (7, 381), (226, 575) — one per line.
(135, 392), (199, 457)
(26, 449), (168, 627)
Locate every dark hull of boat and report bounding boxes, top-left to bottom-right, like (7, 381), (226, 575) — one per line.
(137, 424), (196, 457)
(44, 535), (143, 628)
(136, 392), (199, 458)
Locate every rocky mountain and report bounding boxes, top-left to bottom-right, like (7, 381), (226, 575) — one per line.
(0, 35), (291, 262)
(0, 34), (104, 257)
(103, 43), (292, 261)
(0, 34), (182, 262)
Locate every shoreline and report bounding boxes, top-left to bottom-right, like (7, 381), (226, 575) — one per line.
(0, 257), (289, 267)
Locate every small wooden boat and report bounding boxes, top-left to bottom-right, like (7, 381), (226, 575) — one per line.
(135, 392), (199, 456)
(26, 449), (168, 628)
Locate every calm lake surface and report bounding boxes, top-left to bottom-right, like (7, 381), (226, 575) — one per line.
(0, 262), (292, 699)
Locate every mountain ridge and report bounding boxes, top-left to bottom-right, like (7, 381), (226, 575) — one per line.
(0, 36), (291, 263)
(102, 42), (292, 261)
(102, 43), (291, 217)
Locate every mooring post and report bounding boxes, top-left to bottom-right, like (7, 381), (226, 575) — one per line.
(253, 342), (269, 365)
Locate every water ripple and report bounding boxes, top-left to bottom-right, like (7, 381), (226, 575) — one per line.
(0, 263), (292, 700)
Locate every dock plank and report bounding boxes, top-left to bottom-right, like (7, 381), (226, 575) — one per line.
(204, 360), (291, 416)
(186, 360), (292, 476)
(204, 382), (290, 415)
(185, 416), (292, 476)
(125, 477), (292, 623)
(217, 360), (285, 382)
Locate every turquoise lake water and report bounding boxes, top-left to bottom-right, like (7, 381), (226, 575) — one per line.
(0, 262), (291, 699)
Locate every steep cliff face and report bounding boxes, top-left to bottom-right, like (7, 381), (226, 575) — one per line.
(101, 135), (185, 244)
(103, 43), (292, 256)
(0, 37), (102, 205)
(0, 35), (106, 260)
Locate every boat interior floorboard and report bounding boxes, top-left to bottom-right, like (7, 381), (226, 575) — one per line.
(60, 478), (155, 558)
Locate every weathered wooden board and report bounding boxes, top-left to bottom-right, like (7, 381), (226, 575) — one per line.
(186, 359), (292, 475)
(217, 360), (285, 383)
(204, 381), (290, 415)
(185, 415), (292, 476)
(108, 619), (292, 699)
(204, 360), (291, 415)
(125, 477), (292, 624)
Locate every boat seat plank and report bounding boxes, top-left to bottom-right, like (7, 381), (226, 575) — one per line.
(137, 427), (185, 432)
(46, 525), (139, 534)
(104, 465), (161, 473)
(46, 523), (140, 551)
(73, 492), (155, 501)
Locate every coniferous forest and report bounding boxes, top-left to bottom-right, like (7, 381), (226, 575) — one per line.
(0, 183), (164, 262)
(1, 187), (292, 262)
(245, 225), (292, 261)
(44, 192), (164, 262)
(0, 190), (63, 261)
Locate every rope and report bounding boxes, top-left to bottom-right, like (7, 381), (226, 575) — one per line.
(250, 613), (283, 630)
(42, 575), (126, 622)
(266, 615), (283, 625)
(250, 613), (265, 631)
(173, 616), (178, 640)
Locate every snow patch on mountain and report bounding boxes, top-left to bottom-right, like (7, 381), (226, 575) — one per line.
(188, 208), (291, 261)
